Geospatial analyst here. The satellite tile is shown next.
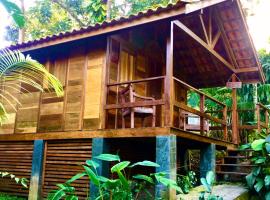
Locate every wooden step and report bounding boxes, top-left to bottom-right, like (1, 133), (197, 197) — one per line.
(224, 156), (247, 159)
(217, 163), (254, 167)
(216, 171), (248, 176)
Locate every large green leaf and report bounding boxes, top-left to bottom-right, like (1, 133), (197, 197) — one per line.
(265, 175), (270, 187)
(94, 154), (120, 162)
(255, 157), (266, 164)
(83, 165), (99, 186)
(239, 143), (251, 150)
(265, 191), (270, 200)
(133, 174), (154, 184)
(265, 143), (270, 153)
(130, 161), (160, 168)
(155, 175), (183, 193)
(0, 0), (25, 28)
(111, 161), (130, 173)
(206, 171), (215, 185)
(265, 135), (270, 143)
(251, 139), (265, 151)
(200, 178), (211, 193)
(254, 178), (264, 193)
(49, 188), (66, 200)
(66, 172), (86, 184)
(246, 173), (256, 189)
(86, 159), (100, 168)
(252, 166), (261, 176)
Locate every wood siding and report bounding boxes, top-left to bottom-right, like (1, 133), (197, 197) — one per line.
(42, 139), (92, 198)
(0, 141), (33, 197)
(0, 48), (105, 134)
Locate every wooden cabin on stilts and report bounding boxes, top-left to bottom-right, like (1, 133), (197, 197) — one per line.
(0, 0), (267, 199)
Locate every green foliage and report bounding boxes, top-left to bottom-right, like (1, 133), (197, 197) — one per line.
(177, 171), (197, 194)
(241, 135), (270, 199)
(48, 153), (182, 200)
(0, 0), (25, 28)
(0, 193), (26, 200)
(199, 171), (223, 200)
(0, 49), (64, 123)
(0, 171), (28, 188)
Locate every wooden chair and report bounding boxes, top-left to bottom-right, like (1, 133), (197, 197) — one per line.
(119, 84), (156, 128)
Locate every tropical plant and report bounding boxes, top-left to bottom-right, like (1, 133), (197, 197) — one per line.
(0, 171), (28, 188)
(0, 0), (25, 28)
(199, 171), (223, 200)
(0, 49), (63, 123)
(48, 153), (182, 200)
(177, 171), (197, 194)
(241, 134), (270, 199)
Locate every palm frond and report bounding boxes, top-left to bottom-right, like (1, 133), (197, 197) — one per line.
(0, 49), (64, 124)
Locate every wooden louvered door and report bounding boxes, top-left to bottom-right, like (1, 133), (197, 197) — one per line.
(0, 141), (33, 197)
(42, 139), (92, 198)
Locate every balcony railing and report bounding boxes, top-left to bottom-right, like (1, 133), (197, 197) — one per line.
(172, 77), (229, 142)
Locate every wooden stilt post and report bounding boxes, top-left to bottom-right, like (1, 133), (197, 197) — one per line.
(29, 140), (45, 200)
(231, 74), (239, 144)
(156, 135), (177, 200)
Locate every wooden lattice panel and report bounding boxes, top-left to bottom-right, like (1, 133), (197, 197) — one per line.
(42, 139), (92, 198)
(0, 141), (33, 197)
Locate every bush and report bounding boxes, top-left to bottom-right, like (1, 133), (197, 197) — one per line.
(241, 135), (270, 199)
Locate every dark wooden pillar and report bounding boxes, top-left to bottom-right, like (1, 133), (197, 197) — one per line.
(231, 74), (239, 144)
(164, 22), (174, 127)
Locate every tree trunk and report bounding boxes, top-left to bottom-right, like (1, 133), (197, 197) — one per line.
(18, 0), (25, 43)
(106, 0), (112, 20)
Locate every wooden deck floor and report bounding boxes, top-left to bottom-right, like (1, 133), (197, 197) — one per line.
(0, 127), (236, 149)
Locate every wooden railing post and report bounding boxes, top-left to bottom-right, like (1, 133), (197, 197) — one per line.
(231, 74), (239, 144)
(200, 94), (205, 135)
(265, 109), (269, 134)
(256, 104), (261, 133)
(223, 106), (228, 141)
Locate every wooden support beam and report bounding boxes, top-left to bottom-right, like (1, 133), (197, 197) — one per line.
(235, 67), (259, 73)
(164, 22), (174, 127)
(231, 74), (239, 144)
(199, 14), (210, 44)
(211, 31), (221, 48)
(173, 20), (236, 73)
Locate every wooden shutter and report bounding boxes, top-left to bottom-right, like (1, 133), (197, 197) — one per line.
(0, 141), (33, 197)
(83, 50), (105, 129)
(42, 139), (92, 198)
(64, 56), (85, 131)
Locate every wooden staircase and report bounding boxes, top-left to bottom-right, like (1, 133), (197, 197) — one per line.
(216, 149), (254, 181)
